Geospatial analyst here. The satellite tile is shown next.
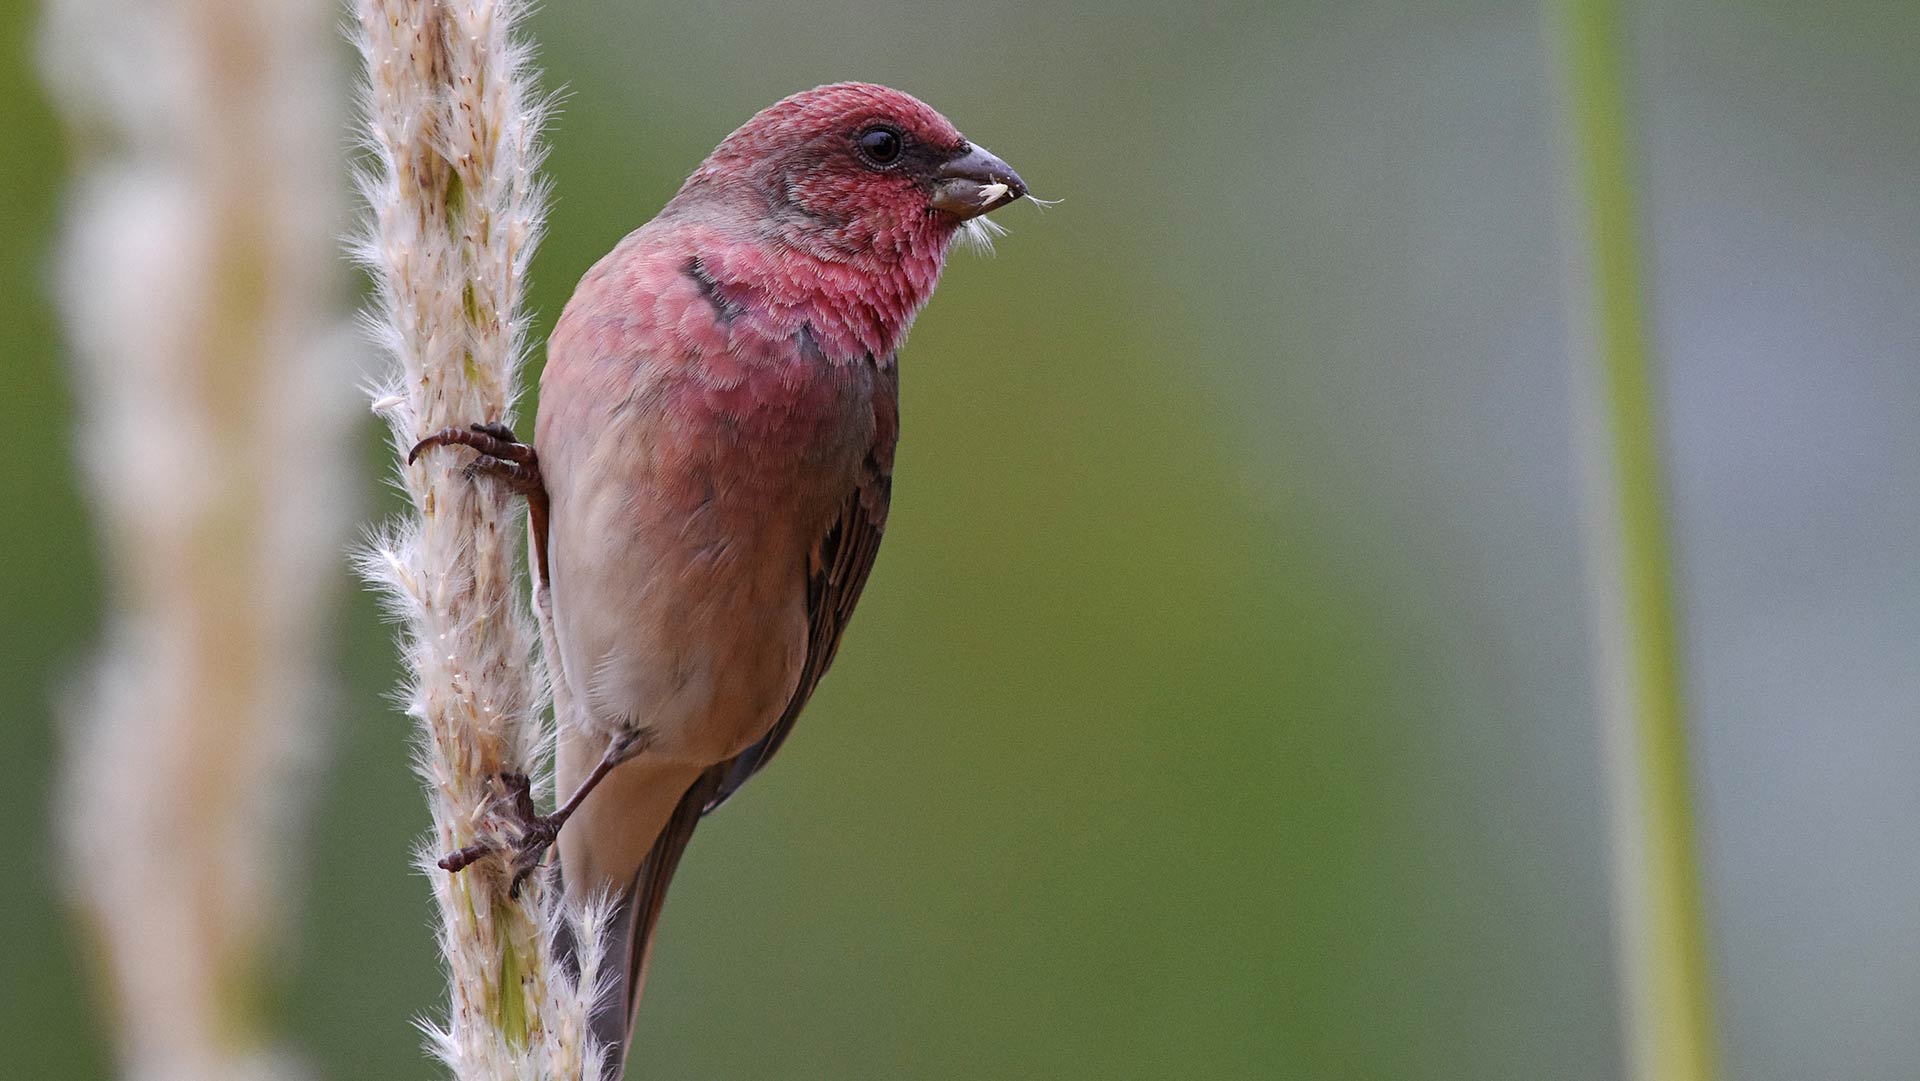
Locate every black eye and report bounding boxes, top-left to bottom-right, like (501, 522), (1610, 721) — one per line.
(857, 126), (902, 166)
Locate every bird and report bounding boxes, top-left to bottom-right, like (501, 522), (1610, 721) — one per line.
(412, 82), (1028, 1074)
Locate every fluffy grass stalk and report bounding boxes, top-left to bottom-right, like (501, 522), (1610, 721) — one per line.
(1552, 3), (1721, 1080)
(352, 1), (604, 1077)
(43, 0), (352, 1076)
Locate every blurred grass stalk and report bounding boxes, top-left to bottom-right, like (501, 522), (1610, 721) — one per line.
(353, 1), (603, 1077)
(42, 0), (352, 1077)
(1553, 3), (1721, 1080)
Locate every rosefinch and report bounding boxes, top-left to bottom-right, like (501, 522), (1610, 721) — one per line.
(414, 82), (1027, 1072)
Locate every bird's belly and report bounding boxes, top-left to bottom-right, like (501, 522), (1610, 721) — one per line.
(557, 491), (817, 764)
(622, 541), (807, 763)
(546, 371), (873, 768)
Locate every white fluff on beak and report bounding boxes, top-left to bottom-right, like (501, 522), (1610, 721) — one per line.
(956, 213), (1009, 255)
(977, 182), (1009, 206)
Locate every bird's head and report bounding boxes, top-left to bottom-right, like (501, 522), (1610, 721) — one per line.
(674, 82), (1027, 264)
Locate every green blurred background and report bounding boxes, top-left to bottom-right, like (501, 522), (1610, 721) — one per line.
(4, 1), (1917, 1079)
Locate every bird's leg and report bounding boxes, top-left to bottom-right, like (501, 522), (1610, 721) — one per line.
(408, 422), (551, 589)
(437, 728), (654, 898)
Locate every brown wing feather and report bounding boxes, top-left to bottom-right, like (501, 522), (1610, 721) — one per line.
(705, 361), (897, 813)
(594, 363), (898, 1078)
(598, 478), (889, 1070)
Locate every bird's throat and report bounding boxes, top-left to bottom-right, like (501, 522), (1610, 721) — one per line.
(779, 227), (954, 361)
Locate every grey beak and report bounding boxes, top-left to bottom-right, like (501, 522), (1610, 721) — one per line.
(929, 143), (1027, 219)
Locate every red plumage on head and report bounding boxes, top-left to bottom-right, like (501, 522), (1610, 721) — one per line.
(699, 82), (965, 178)
(664, 83), (977, 358)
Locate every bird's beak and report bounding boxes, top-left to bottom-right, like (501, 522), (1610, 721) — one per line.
(929, 144), (1027, 219)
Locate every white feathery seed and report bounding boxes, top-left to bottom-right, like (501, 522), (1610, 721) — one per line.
(957, 212), (1011, 255)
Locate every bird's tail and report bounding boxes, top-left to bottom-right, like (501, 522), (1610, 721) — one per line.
(580, 768), (723, 1079)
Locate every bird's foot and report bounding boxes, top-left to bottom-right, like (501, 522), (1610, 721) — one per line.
(437, 771), (564, 899)
(408, 421), (552, 587)
(408, 422), (543, 497)
(435, 728), (656, 895)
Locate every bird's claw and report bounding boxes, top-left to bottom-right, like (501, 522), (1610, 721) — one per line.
(436, 771), (565, 900)
(408, 422), (543, 497)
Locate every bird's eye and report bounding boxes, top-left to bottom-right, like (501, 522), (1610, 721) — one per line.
(857, 127), (903, 166)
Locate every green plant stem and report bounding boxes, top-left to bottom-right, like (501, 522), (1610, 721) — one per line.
(1555, 3), (1720, 1080)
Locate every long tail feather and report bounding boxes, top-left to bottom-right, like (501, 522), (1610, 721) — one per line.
(592, 767), (724, 1078)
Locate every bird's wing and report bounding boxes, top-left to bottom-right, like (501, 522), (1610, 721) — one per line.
(593, 363), (897, 1074)
(704, 361), (898, 813)
(589, 362), (898, 1075)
